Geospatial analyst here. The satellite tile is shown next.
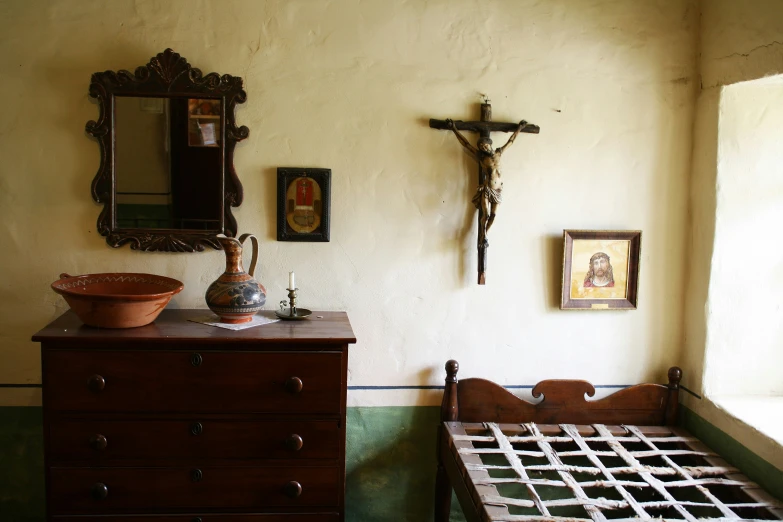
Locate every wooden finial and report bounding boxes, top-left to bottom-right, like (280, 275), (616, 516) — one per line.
(668, 366), (682, 388)
(445, 360), (459, 383)
(665, 366), (683, 426)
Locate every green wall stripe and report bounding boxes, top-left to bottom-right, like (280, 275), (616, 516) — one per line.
(679, 405), (783, 501)
(346, 406), (466, 521)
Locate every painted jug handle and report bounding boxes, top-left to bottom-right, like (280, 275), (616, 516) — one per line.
(238, 234), (259, 277)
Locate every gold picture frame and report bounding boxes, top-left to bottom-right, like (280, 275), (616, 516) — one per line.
(561, 230), (641, 310)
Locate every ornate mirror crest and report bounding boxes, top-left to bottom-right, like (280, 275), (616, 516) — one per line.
(86, 49), (249, 251)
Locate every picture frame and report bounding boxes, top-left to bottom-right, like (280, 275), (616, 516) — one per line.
(561, 230), (641, 310)
(277, 168), (331, 242)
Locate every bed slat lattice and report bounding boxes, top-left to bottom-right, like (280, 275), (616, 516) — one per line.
(447, 422), (783, 522)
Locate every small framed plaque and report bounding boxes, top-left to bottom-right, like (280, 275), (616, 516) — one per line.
(277, 168), (331, 242)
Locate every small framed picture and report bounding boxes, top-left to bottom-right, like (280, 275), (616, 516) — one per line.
(561, 230), (641, 310)
(277, 168), (331, 242)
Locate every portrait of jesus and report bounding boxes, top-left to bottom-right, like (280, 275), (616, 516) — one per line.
(568, 238), (630, 300)
(583, 252), (614, 288)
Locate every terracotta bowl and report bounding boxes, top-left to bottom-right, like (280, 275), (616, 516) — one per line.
(52, 273), (184, 328)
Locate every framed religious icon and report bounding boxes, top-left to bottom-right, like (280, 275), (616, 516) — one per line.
(277, 168), (331, 242)
(561, 230), (641, 310)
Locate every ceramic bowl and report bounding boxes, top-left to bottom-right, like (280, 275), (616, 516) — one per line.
(51, 273), (184, 328)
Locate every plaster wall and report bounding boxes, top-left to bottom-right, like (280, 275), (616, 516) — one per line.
(705, 79), (783, 398)
(681, 0), (783, 471)
(0, 0), (696, 408)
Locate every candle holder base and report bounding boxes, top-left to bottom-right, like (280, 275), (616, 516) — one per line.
(275, 308), (312, 320)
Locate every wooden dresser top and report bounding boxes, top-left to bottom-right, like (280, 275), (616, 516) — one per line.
(32, 309), (356, 345)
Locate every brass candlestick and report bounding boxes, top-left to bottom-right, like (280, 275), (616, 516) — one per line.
(287, 288), (298, 317)
(276, 288), (312, 320)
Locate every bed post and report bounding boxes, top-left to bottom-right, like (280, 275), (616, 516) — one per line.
(665, 366), (682, 426)
(441, 359), (460, 422)
(435, 359), (459, 522)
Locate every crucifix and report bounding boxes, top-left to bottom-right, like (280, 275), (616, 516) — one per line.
(430, 101), (540, 285)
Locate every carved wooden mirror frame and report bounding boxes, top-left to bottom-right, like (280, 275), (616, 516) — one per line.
(86, 49), (249, 251)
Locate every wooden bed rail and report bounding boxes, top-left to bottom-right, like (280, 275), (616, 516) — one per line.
(439, 360), (682, 426)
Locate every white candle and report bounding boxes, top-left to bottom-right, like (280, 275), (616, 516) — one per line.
(289, 271), (295, 290)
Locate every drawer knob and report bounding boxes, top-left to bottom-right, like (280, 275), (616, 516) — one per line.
(283, 480), (302, 498)
(190, 422), (203, 436)
(87, 374), (105, 392)
(190, 468), (203, 482)
(190, 353), (203, 367)
(284, 433), (304, 452)
(91, 482), (109, 500)
(284, 376), (303, 395)
(89, 434), (108, 451)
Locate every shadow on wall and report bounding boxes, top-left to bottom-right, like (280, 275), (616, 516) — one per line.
(346, 406), (466, 522)
(544, 234), (565, 309)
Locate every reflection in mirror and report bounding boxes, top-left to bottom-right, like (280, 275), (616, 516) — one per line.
(114, 96), (223, 230)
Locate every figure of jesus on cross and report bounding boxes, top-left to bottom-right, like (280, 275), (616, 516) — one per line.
(431, 101), (539, 284)
(445, 117), (529, 245)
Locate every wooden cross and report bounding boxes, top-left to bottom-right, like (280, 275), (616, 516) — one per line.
(430, 102), (540, 284)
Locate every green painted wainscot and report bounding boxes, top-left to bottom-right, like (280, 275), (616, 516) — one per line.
(0, 405), (780, 521)
(0, 407), (45, 521)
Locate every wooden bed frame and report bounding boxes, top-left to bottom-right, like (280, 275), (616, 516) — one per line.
(434, 360), (782, 522)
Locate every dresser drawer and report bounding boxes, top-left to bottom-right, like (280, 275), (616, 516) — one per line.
(49, 418), (340, 461)
(44, 350), (342, 413)
(49, 466), (340, 513)
(53, 513), (341, 522)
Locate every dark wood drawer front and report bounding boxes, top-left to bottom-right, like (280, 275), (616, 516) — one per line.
(54, 515), (339, 521)
(49, 466), (340, 513)
(49, 418), (340, 461)
(45, 350), (342, 413)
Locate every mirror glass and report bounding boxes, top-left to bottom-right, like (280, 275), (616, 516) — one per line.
(114, 96), (223, 230)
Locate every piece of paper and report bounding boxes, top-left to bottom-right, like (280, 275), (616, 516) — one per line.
(188, 311), (279, 330)
(199, 122), (216, 145)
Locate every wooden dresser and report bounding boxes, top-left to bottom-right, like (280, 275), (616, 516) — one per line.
(32, 310), (356, 522)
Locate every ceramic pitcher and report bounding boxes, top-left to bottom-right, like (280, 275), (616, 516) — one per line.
(205, 234), (266, 323)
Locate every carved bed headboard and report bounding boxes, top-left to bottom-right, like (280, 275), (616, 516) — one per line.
(440, 360), (682, 426)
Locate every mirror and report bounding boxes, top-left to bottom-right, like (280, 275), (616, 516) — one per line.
(114, 97), (223, 230)
(86, 49), (248, 251)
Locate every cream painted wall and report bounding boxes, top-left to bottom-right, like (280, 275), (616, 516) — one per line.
(706, 78), (783, 398)
(0, 0), (696, 407)
(682, 0), (783, 470)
